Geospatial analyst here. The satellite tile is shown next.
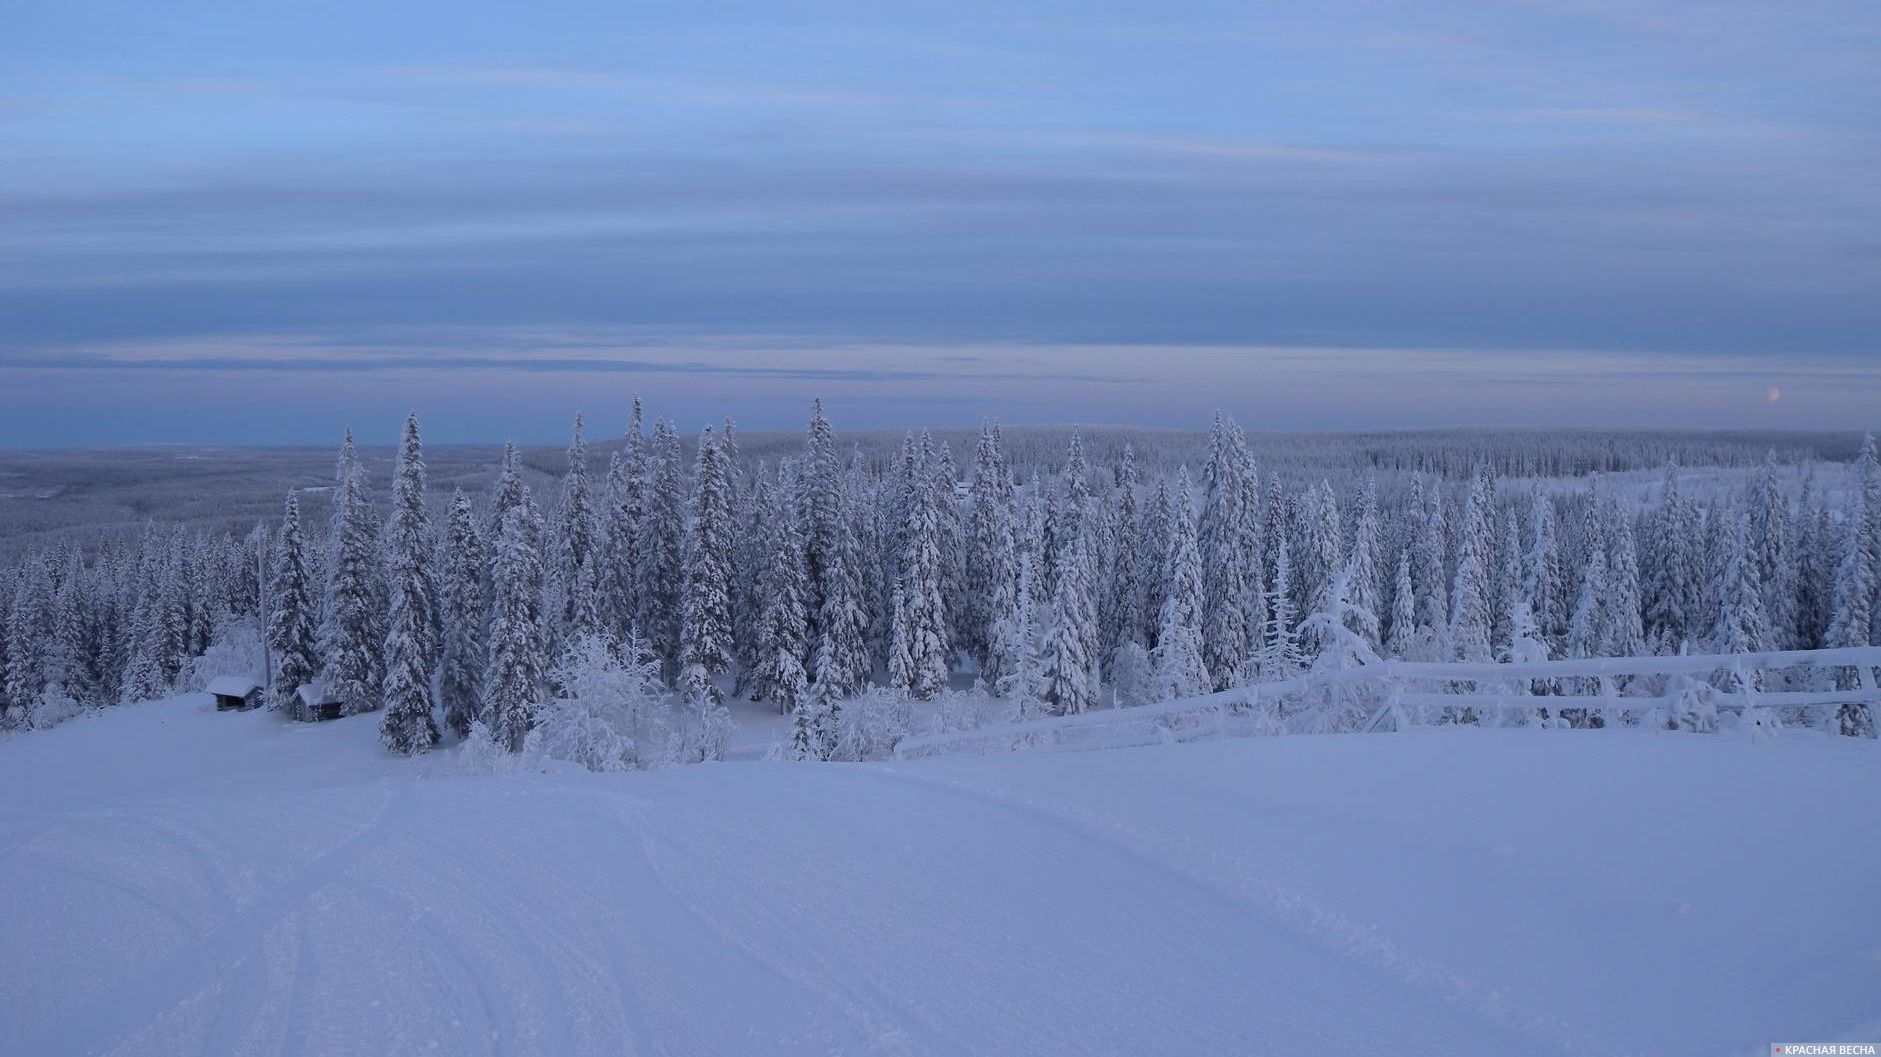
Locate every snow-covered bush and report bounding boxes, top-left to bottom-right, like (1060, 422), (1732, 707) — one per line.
(925, 687), (986, 739)
(182, 615), (264, 693)
(1108, 641), (1154, 708)
(28, 684), (85, 731)
(672, 697), (734, 763)
(458, 720), (528, 775)
(829, 686), (913, 761)
(526, 635), (670, 772)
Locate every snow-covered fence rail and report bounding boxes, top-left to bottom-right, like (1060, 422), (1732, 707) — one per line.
(893, 670), (1374, 760)
(892, 646), (1881, 760)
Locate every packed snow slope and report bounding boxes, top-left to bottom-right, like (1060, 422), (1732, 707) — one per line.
(2, 698), (1877, 1057)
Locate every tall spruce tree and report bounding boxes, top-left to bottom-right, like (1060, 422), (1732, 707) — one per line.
(553, 414), (598, 642)
(1448, 472), (1494, 662)
(889, 436), (950, 699)
(965, 421), (1017, 669)
(991, 551), (1045, 718)
(381, 413), (440, 753)
(1151, 468), (1208, 700)
(322, 430), (386, 715)
(437, 488), (487, 738)
(679, 426), (736, 704)
(484, 501), (547, 751)
(1103, 442), (1145, 672)
(1041, 529), (1098, 715)
(753, 464), (811, 711)
(1199, 413), (1252, 689)
(637, 419), (687, 680)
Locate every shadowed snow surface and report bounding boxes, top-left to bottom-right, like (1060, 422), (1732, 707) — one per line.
(1, 695), (1877, 1056)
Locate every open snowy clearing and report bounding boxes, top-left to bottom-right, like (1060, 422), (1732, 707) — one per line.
(2, 697), (1877, 1057)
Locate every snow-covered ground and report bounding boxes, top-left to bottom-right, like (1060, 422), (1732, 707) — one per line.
(2, 697), (1877, 1057)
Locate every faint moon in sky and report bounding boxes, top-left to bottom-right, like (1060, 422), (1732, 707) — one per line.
(1766, 386), (1782, 403)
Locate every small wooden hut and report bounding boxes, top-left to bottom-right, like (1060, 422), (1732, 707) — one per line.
(207, 675), (265, 711)
(294, 683), (344, 722)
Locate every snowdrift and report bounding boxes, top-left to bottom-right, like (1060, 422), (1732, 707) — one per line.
(2, 694), (1877, 1056)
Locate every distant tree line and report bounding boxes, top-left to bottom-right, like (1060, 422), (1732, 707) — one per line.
(3, 407), (1877, 747)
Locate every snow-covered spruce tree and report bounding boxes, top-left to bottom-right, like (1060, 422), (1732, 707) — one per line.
(1794, 470), (1833, 648)
(637, 419), (687, 682)
(678, 426), (736, 705)
(1562, 544), (1609, 727)
(814, 501), (874, 702)
(552, 413), (598, 644)
(752, 465), (810, 712)
(490, 439), (528, 536)
(598, 398), (648, 636)
(1601, 493), (1648, 660)
(991, 551), (1045, 719)
(1041, 529), (1099, 716)
(437, 488), (487, 738)
(1257, 535), (1305, 680)
(1385, 547), (1416, 659)
(1056, 428), (1094, 572)
(1412, 477), (1449, 647)
(1348, 476), (1385, 652)
(1296, 562), (1381, 732)
(1447, 471), (1494, 663)
(1643, 469), (1700, 653)
(381, 414), (441, 754)
(1294, 480), (1343, 632)
(1137, 477), (1174, 653)
(965, 420), (1017, 671)
(1710, 498), (1770, 659)
(1151, 467), (1209, 700)
(268, 491), (320, 712)
(1102, 442), (1145, 675)
(1501, 596), (1552, 722)
(932, 439), (968, 654)
(1750, 451), (1798, 648)
(1261, 471), (1288, 596)
(1199, 413), (1252, 689)
(889, 436), (950, 699)
(800, 402), (845, 662)
(321, 429), (387, 715)
(730, 461), (775, 696)
(1825, 442), (1877, 734)
(3, 557), (53, 715)
(483, 501), (548, 752)
(1233, 430), (1267, 668)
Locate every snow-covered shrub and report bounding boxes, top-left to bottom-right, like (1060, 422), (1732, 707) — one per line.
(830, 686), (913, 761)
(1664, 677), (1720, 733)
(1243, 693), (1287, 737)
(1109, 641), (1154, 708)
(182, 615), (264, 693)
(28, 684), (85, 731)
(925, 687), (986, 738)
(458, 720), (527, 774)
(526, 635), (670, 772)
(672, 697), (734, 763)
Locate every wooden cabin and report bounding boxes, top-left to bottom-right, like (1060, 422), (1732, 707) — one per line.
(207, 675), (265, 711)
(294, 683), (344, 722)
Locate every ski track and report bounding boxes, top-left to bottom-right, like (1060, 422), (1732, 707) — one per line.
(10, 783), (403, 1057)
(858, 760), (1613, 1057)
(624, 807), (948, 1057)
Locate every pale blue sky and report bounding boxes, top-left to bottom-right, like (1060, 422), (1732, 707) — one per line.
(3, 1), (1878, 444)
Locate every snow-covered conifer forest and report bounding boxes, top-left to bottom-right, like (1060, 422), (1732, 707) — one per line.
(4, 407), (1878, 751)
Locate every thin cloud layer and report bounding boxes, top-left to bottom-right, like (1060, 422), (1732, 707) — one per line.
(2, 1), (1877, 442)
